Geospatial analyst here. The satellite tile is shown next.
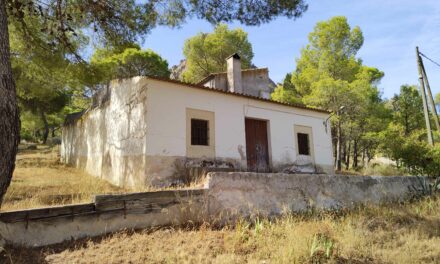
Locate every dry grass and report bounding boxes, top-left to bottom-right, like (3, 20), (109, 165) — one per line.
(362, 164), (406, 176)
(2, 145), (128, 212)
(3, 195), (440, 264)
(3, 145), (201, 212)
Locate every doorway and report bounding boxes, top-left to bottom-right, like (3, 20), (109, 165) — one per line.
(245, 118), (270, 172)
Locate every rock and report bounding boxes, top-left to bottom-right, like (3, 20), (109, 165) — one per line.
(282, 155), (317, 174)
(46, 137), (61, 146)
(170, 59), (187, 80)
(27, 144), (38, 150)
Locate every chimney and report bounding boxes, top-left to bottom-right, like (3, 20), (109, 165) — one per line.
(226, 53), (242, 93)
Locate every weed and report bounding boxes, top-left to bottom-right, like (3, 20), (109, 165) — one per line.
(310, 234), (335, 261)
(253, 217), (265, 235)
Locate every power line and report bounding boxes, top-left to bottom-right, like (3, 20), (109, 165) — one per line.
(419, 51), (440, 69)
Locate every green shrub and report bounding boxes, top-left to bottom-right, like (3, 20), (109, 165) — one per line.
(20, 130), (35, 142)
(379, 124), (440, 177)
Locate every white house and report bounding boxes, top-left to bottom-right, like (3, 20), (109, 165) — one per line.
(61, 54), (334, 187)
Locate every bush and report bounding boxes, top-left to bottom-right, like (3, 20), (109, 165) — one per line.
(363, 164), (405, 176)
(379, 124), (440, 177)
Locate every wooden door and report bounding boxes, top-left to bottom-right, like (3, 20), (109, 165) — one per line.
(245, 118), (270, 172)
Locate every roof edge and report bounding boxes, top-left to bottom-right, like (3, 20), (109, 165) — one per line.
(146, 76), (330, 114)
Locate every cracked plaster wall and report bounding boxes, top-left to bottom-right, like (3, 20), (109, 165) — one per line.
(61, 77), (150, 187)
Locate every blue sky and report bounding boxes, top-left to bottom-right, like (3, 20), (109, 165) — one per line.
(141, 0), (440, 99)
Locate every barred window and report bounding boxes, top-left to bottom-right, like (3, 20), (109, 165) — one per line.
(297, 133), (310, 155)
(191, 119), (209, 146)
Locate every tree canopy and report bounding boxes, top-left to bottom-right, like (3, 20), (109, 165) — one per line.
(6, 0), (308, 55)
(292, 16), (364, 97)
(271, 73), (302, 104)
(90, 45), (170, 84)
(9, 18), (84, 143)
(272, 16), (384, 170)
(182, 24), (254, 83)
(390, 85), (425, 135)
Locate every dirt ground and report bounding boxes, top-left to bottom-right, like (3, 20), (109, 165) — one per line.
(1, 145), (128, 212)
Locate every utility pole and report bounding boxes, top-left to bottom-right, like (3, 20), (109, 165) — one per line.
(419, 56), (440, 133)
(416, 46), (434, 146)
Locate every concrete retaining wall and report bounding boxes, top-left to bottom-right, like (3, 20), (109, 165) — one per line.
(0, 173), (424, 247)
(206, 172), (421, 219)
(0, 189), (206, 247)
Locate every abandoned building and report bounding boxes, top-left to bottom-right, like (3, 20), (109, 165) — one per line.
(61, 53), (334, 187)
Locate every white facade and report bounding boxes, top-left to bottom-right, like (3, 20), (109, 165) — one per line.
(62, 77), (333, 187)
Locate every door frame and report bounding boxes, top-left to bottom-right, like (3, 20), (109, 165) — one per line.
(244, 117), (272, 172)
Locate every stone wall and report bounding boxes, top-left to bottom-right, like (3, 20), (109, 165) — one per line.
(206, 172), (421, 220)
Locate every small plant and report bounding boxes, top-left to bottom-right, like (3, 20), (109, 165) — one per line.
(234, 219), (251, 243)
(310, 234), (335, 261)
(253, 217), (265, 235)
(434, 177), (440, 192)
(409, 176), (440, 199)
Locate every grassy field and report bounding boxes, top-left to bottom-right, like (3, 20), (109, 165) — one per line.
(2, 146), (439, 263)
(2, 145), (128, 212)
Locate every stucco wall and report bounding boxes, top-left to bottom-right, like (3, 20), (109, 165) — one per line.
(241, 68), (272, 98)
(201, 69), (272, 98)
(146, 79), (334, 180)
(206, 172), (420, 219)
(62, 77), (333, 187)
(61, 77), (151, 186)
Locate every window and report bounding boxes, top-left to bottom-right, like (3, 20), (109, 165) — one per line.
(186, 108), (215, 157)
(297, 133), (310, 155)
(191, 119), (209, 146)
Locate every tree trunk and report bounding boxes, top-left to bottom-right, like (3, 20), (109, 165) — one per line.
(336, 119), (342, 171)
(0, 0), (20, 206)
(40, 110), (49, 144)
(346, 140), (351, 170)
(353, 140), (358, 168)
(367, 149), (373, 164)
(51, 127), (56, 138)
(342, 141), (346, 168)
(362, 148), (366, 167)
